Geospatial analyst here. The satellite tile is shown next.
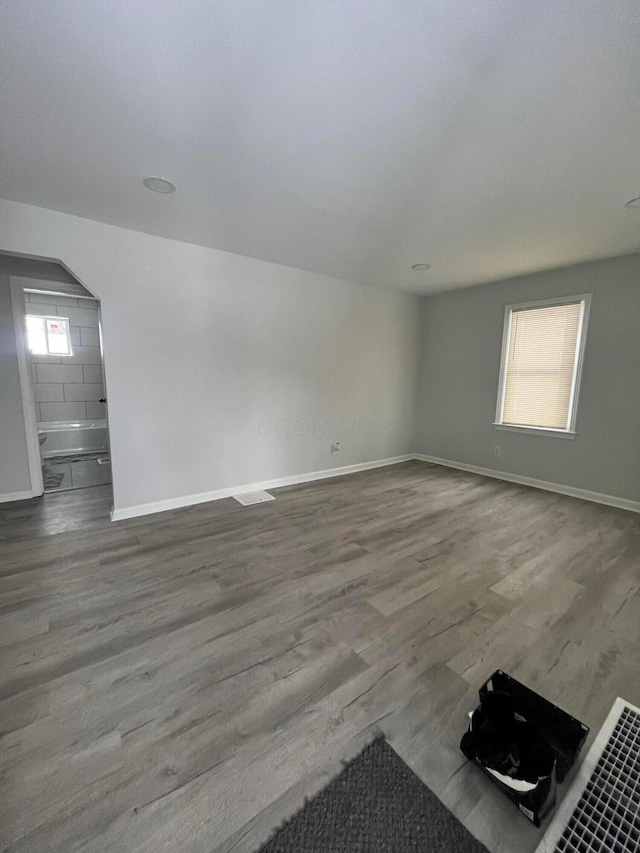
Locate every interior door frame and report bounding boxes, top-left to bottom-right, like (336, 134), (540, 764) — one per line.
(9, 277), (44, 497)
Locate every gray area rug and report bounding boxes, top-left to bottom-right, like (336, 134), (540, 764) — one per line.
(257, 737), (489, 852)
(42, 469), (65, 489)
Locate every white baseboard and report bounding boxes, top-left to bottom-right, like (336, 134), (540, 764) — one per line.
(111, 451), (639, 521)
(111, 454), (414, 521)
(414, 454), (640, 514)
(0, 489), (36, 504)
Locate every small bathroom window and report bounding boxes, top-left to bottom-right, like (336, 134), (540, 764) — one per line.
(26, 315), (73, 356)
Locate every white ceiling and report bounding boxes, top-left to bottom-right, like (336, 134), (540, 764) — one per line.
(1, 0), (640, 293)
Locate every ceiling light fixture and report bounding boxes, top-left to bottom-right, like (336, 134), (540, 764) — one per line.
(411, 263), (431, 271)
(143, 176), (176, 194)
(624, 196), (640, 209)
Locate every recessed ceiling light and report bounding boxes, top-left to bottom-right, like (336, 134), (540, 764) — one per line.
(411, 263), (431, 271)
(624, 196), (640, 209)
(143, 176), (176, 194)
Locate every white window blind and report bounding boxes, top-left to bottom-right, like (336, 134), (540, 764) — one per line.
(500, 301), (584, 431)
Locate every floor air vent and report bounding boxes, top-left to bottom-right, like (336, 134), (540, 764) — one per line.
(232, 490), (275, 506)
(537, 697), (640, 853)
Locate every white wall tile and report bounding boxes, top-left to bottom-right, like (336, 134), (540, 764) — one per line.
(67, 346), (102, 365)
(53, 297), (79, 312)
(39, 401), (87, 421)
(59, 306), (99, 327)
(82, 364), (104, 383)
(36, 363), (84, 383)
(86, 401), (106, 419)
(63, 383), (104, 402)
(34, 383), (64, 403)
(30, 354), (61, 364)
(80, 326), (100, 347)
(25, 292), (78, 306)
(26, 302), (58, 316)
(69, 326), (82, 346)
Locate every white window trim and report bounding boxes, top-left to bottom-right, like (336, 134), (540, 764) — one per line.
(494, 293), (592, 438)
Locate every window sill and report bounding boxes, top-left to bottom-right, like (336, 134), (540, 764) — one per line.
(493, 423), (577, 440)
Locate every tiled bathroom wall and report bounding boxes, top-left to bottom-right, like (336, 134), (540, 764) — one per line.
(26, 292), (106, 423)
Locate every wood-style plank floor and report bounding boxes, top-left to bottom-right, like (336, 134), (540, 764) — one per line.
(1, 461), (639, 853)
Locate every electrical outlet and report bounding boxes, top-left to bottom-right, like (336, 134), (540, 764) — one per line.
(494, 445), (502, 457)
(331, 442), (341, 454)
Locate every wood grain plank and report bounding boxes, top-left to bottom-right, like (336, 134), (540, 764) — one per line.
(0, 462), (638, 853)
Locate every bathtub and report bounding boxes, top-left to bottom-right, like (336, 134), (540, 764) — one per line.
(38, 420), (109, 458)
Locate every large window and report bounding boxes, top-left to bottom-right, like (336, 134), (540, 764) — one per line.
(26, 315), (73, 356)
(495, 295), (591, 437)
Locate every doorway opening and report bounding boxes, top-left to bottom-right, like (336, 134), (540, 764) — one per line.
(10, 269), (112, 496)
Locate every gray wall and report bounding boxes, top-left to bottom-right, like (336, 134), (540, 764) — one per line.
(0, 273), (31, 496)
(416, 254), (640, 502)
(5, 200), (636, 513)
(0, 255), (77, 284)
(1, 200), (420, 516)
(26, 292), (105, 424)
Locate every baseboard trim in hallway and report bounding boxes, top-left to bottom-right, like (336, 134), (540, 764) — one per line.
(414, 454), (640, 515)
(110, 454), (415, 521)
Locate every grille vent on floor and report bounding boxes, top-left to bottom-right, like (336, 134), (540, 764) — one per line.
(232, 490), (275, 506)
(537, 698), (640, 853)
